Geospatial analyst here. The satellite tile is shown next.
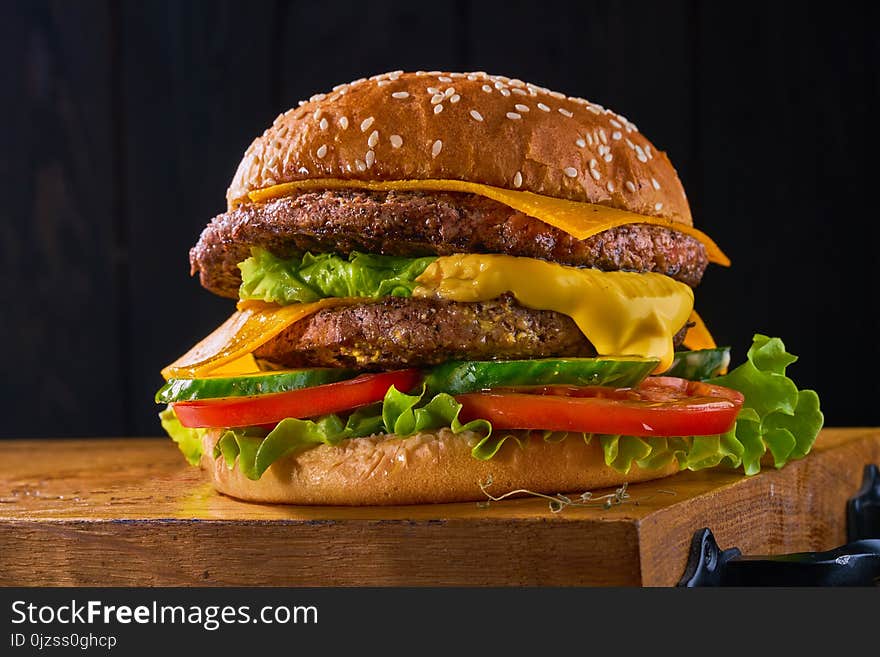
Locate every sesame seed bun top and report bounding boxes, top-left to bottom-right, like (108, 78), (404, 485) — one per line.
(226, 70), (692, 226)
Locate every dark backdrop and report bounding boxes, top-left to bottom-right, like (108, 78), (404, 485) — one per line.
(2, 0), (878, 438)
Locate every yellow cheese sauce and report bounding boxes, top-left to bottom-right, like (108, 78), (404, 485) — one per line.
(414, 254), (694, 372)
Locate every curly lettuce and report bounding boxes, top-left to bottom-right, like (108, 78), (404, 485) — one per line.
(159, 406), (206, 466)
(212, 385), (490, 480)
(238, 248), (436, 305)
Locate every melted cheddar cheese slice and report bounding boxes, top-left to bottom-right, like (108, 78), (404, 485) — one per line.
(161, 299), (354, 379)
(415, 254), (693, 372)
(248, 178), (729, 266)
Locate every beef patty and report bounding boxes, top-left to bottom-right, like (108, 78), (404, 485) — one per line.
(254, 295), (688, 370)
(191, 190), (709, 299)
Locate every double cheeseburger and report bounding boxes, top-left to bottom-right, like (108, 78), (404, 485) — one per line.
(157, 71), (822, 505)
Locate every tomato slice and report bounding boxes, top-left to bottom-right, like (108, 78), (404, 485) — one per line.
(173, 369), (421, 429)
(456, 376), (744, 437)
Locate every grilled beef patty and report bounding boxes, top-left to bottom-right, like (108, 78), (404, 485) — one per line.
(254, 295), (688, 370)
(191, 189), (709, 299)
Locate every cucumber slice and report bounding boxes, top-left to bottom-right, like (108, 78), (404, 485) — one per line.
(663, 347), (731, 380)
(424, 357), (658, 395)
(156, 368), (356, 403)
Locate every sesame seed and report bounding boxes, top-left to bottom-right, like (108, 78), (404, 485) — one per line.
(482, 85), (493, 93)
(606, 181), (615, 193)
(467, 74), (477, 80)
(509, 78), (525, 87)
(500, 88), (511, 97)
(355, 159), (366, 172)
(564, 167), (578, 178)
(586, 133), (594, 146)
(558, 108), (573, 118)
(470, 109), (484, 122)
(368, 130), (379, 148)
(625, 137), (635, 149)
(609, 119), (622, 129)
(434, 104), (444, 114)
(316, 145), (328, 158)
(360, 117), (374, 132)
(365, 150), (375, 168)
(576, 138), (586, 148)
(654, 202), (663, 211)
(603, 153), (613, 162)
(586, 105), (601, 115)
(298, 101), (306, 107)
(537, 103), (550, 112)
(494, 81), (506, 90)
(392, 91), (410, 99)
(427, 87), (439, 94)
(377, 80), (390, 87)
(591, 169), (601, 181)
(438, 75), (452, 82)
(598, 145), (609, 156)
(319, 118), (329, 131)
(515, 103), (530, 112)
(432, 140), (443, 157)
(635, 145), (648, 162)
(513, 171), (523, 188)
(625, 181), (637, 192)
(339, 116), (349, 130)
(506, 112), (521, 120)
(310, 93), (326, 102)
(390, 134), (403, 148)
(450, 94), (460, 104)
(431, 94), (444, 105)
(444, 87), (455, 97)
(548, 90), (566, 99)
(450, 72), (465, 78)
(511, 88), (527, 96)
(599, 129), (608, 144)
(651, 178), (661, 190)
(645, 145), (653, 159)
(313, 109), (322, 121)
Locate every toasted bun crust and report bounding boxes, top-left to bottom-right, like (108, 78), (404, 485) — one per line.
(202, 429), (678, 506)
(227, 71), (691, 225)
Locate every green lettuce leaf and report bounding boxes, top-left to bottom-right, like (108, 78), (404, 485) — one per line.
(238, 248), (436, 305)
(158, 405), (205, 466)
(208, 386), (490, 480)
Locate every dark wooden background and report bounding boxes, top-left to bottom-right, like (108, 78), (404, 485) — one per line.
(2, 0), (878, 438)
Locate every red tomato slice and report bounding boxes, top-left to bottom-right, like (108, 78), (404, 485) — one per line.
(456, 376), (744, 437)
(173, 369), (421, 429)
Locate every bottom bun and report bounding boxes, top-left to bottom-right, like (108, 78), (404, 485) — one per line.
(202, 429), (680, 505)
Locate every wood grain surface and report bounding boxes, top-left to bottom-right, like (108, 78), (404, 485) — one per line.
(1, 428), (878, 586)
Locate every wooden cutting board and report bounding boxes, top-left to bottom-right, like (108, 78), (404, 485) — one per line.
(1, 428), (878, 587)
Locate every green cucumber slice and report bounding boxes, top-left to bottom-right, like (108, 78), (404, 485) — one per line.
(424, 357), (659, 395)
(156, 368), (356, 403)
(663, 347), (731, 381)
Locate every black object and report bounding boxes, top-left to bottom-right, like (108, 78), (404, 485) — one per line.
(847, 464), (880, 542)
(679, 464), (880, 586)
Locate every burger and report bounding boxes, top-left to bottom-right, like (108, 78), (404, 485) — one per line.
(156, 71), (823, 505)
